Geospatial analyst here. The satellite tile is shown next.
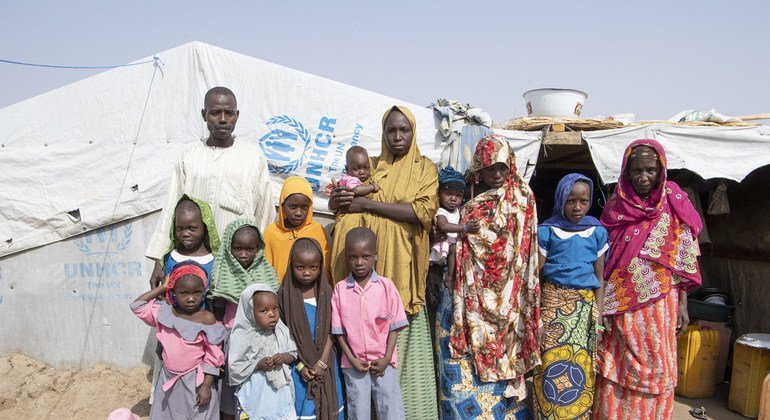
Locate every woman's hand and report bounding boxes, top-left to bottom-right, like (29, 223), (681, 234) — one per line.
(677, 290), (689, 335)
(329, 186), (355, 212)
(338, 196), (369, 214)
(430, 224), (448, 244)
(602, 315), (612, 334)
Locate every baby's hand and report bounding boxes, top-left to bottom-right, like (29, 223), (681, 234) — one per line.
(464, 220), (480, 234)
(372, 182), (380, 193)
(350, 358), (371, 373)
(369, 358), (389, 377)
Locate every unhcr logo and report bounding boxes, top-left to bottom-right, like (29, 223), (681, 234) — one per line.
(74, 223), (132, 256)
(259, 114), (356, 191)
(65, 221), (143, 280)
(258, 115), (313, 175)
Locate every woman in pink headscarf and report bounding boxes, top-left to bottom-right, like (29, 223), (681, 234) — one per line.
(593, 139), (702, 419)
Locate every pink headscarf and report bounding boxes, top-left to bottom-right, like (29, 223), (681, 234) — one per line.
(601, 139), (702, 311)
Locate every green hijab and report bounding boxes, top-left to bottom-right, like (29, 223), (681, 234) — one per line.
(160, 194), (220, 268)
(209, 218), (279, 304)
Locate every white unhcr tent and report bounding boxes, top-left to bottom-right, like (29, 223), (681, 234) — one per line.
(0, 42), (543, 368)
(0, 41), (452, 368)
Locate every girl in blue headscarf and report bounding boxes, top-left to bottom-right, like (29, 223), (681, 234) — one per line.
(532, 173), (609, 420)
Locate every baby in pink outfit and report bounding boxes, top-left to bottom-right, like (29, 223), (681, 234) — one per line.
(325, 146), (379, 197)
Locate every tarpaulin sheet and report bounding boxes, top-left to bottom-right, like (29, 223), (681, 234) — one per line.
(583, 123), (770, 184)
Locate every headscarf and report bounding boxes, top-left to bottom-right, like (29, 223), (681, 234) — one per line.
(166, 261), (209, 307)
(540, 173), (602, 231)
(161, 194), (220, 268)
(209, 219), (279, 304)
(600, 139), (703, 314)
(357, 105), (438, 314)
(438, 165), (466, 192)
(449, 134), (541, 383)
(228, 283), (296, 388)
(278, 238), (338, 420)
(264, 176), (330, 279)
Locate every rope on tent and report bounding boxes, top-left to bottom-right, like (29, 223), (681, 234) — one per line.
(47, 56), (164, 415)
(0, 55), (163, 69)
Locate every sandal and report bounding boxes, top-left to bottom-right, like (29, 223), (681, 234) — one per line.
(690, 406), (708, 420)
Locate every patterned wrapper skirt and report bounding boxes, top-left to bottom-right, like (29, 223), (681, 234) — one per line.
(592, 289), (680, 420)
(435, 285), (531, 420)
(533, 281), (597, 420)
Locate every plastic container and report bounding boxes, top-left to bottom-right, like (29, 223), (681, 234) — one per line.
(523, 88), (588, 118)
(729, 334), (770, 417)
(675, 325), (720, 398)
(694, 319), (732, 383)
(688, 287), (735, 322)
(688, 298), (735, 322)
(760, 372), (770, 420)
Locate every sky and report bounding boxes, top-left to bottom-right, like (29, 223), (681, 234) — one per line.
(1, 1), (768, 123)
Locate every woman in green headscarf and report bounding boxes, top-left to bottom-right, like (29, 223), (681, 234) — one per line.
(329, 105), (440, 419)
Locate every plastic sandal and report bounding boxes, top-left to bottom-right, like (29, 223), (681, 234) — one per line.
(690, 406), (708, 420)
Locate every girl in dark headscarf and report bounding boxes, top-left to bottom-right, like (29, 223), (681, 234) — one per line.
(279, 238), (344, 419)
(532, 173), (609, 419)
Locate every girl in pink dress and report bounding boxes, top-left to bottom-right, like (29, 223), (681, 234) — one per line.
(131, 261), (227, 419)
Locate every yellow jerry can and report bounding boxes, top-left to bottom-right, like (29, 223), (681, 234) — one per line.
(675, 325), (720, 398)
(729, 334), (770, 418)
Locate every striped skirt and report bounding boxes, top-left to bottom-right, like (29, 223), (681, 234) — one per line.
(398, 308), (439, 420)
(592, 289), (679, 419)
(533, 282), (597, 420)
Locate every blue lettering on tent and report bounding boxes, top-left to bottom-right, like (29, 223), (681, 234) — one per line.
(260, 116), (368, 191)
(64, 261), (144, 278)
(300, 116), (337, 190)
(351, 123), (363, 146)
(319, 117), (336, 133)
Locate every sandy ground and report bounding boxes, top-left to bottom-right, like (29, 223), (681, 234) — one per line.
(0, 351), (749, 420)
(0, 353), (150, 420)
(674, 383), (745, 420)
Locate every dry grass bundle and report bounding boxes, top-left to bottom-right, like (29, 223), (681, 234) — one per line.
(495, 116), (759, 132)
(495, 117), (627, 131)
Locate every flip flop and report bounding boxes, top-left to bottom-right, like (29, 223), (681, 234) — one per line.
(690, 406), (708, 420)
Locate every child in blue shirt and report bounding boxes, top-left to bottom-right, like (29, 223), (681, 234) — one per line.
(161, 195), (220, 288)
(533, 173), (608, 420)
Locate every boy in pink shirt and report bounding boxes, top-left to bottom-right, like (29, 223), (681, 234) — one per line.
(331, 227), (407, 420)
